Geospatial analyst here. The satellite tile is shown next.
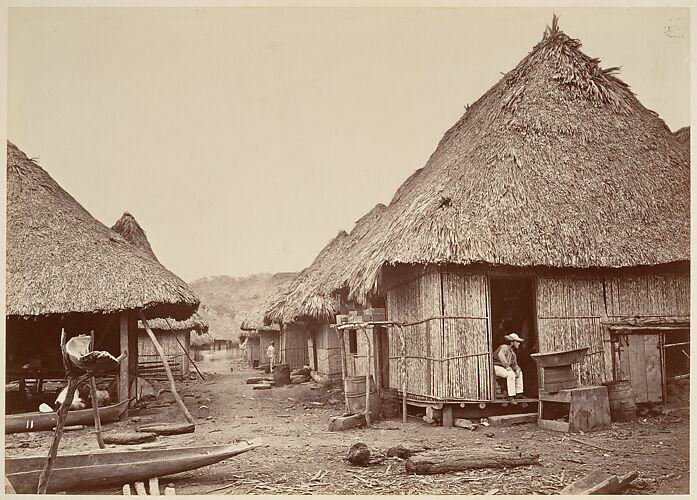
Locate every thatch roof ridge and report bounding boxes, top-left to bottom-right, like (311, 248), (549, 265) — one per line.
(112, 211), (208, 333)
(342, 18), (690, 303)
(239, 271), (300, 333)
(6, 142), (200, 319)
(111, 212), (159, 262)
(264, 231), (351, 324)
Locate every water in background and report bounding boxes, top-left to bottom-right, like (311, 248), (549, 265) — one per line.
(191, 345), (240, 374)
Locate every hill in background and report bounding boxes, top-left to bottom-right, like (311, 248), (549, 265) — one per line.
(189, 272), (298, 344)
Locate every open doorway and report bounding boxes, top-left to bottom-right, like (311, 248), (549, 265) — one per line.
(489, 276), (538, 399)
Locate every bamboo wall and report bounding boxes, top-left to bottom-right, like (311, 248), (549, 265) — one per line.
(536, 269), (689, 388)
(245, 337), (261, 366)
(536, 274), (607, 385)
(281, 325), (309, 369)
(384, 269), (491, 401)
(138, 330), (190, 376)
(315, 323), (343, 379)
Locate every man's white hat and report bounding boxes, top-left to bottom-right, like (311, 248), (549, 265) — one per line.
(504, 333), (525, 343)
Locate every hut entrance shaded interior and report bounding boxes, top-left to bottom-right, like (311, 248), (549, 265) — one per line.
(489, 276), (538, 398)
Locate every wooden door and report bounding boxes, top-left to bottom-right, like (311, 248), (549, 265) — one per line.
(616, 333), (663, 403)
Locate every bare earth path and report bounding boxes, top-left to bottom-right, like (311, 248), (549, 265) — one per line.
(5, 353), (689, 495)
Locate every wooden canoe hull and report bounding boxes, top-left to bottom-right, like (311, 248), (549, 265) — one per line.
(5, 400), (129, 434)
(6, 438), (261, 493)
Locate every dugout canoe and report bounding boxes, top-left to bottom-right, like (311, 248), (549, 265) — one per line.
(5, 438), (262, 493)
(5, 400), (129, 434)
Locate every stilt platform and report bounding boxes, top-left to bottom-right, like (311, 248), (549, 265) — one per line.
(406, 397), (539, 427)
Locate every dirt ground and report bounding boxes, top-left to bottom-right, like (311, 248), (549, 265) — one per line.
(5, 352), (690, 495)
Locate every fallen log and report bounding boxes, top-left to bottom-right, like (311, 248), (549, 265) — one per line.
(136, 423), (195, 436)
(405, 451), (540, 475)
(245, 377), (266, 384)
(103, 431), (158, 445)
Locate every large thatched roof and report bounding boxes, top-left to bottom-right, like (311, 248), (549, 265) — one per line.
(6, 142), (199, 319)
(239, 272), (299, 335)
(111, 212), (207, 334)
(343, 18), (690, 303)
(266, 204), (388, 324)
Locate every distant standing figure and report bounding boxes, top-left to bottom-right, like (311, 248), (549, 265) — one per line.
(494, 333), (525, 401)
(267, 341), (276, 370)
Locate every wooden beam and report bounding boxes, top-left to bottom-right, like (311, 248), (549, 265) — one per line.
(128, 313), (138, 407)
(119, 311), (129, 412)
(138, 310), (195, 424)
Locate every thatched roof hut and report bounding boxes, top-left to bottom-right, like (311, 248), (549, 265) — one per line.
(264, 231), (350, 325)
(266, 204), (388, 325)
(6, 142), (199, 320)
(110, 212), (208, 335)
(344, 18), (690, 304)
(239, 272), (299, 335)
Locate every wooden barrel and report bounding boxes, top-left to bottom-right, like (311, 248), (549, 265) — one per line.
(345, 375), (380, 416)
(605, 380), (636, 422)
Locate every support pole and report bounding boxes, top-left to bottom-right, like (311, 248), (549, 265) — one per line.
(165, 319), (205, 381)
(138, 311), (195, 424)
(335, 328), (349, 412)
(89, 376), (106, 449)
(119, 312), (130, 411)
(397, 324), (407, 423)
(362, 328), (372, 427)
(38, 330), (89, 494)
(88, 332), (105, 449)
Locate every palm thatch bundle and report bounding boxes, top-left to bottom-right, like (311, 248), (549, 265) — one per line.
(266, 204), (388, 324)
(6, 142), (199, 319)
(674, 126), (690, 148)
(110, 211), (208, 335)
(239, 272), (299, 335)
(342, 17), (690, 304)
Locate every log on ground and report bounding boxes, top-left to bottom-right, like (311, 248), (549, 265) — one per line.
(136, 423), (196, 436)
(405, 450), (540, 475)
(103, 431), (158, 445)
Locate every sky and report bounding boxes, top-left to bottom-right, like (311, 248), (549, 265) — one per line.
(6, 6), (690, 282)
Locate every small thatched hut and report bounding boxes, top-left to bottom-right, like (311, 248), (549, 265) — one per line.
(266, 205), (388, 382)
(111, 212), (208, 380)
(6, 142), (199, 411)
(240, 272), (299, 368)
(340, 18), (689, 409)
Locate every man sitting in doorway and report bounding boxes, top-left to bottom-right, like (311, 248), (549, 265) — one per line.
(494, 333), (525, 401)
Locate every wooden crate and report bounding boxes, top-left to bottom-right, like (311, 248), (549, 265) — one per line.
(538, 386), (611, 433)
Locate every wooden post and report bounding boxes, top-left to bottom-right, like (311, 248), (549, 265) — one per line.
(38, 330), (86, 494)
(89, 376), (106, 449)
(363, 328), (371, 427)
(138, 310), (195, 424)
(396, 325), (407, 423)
(335, 328), (349, 413)
(119, 311), (130, 412)
(128, 313), (138, 406)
